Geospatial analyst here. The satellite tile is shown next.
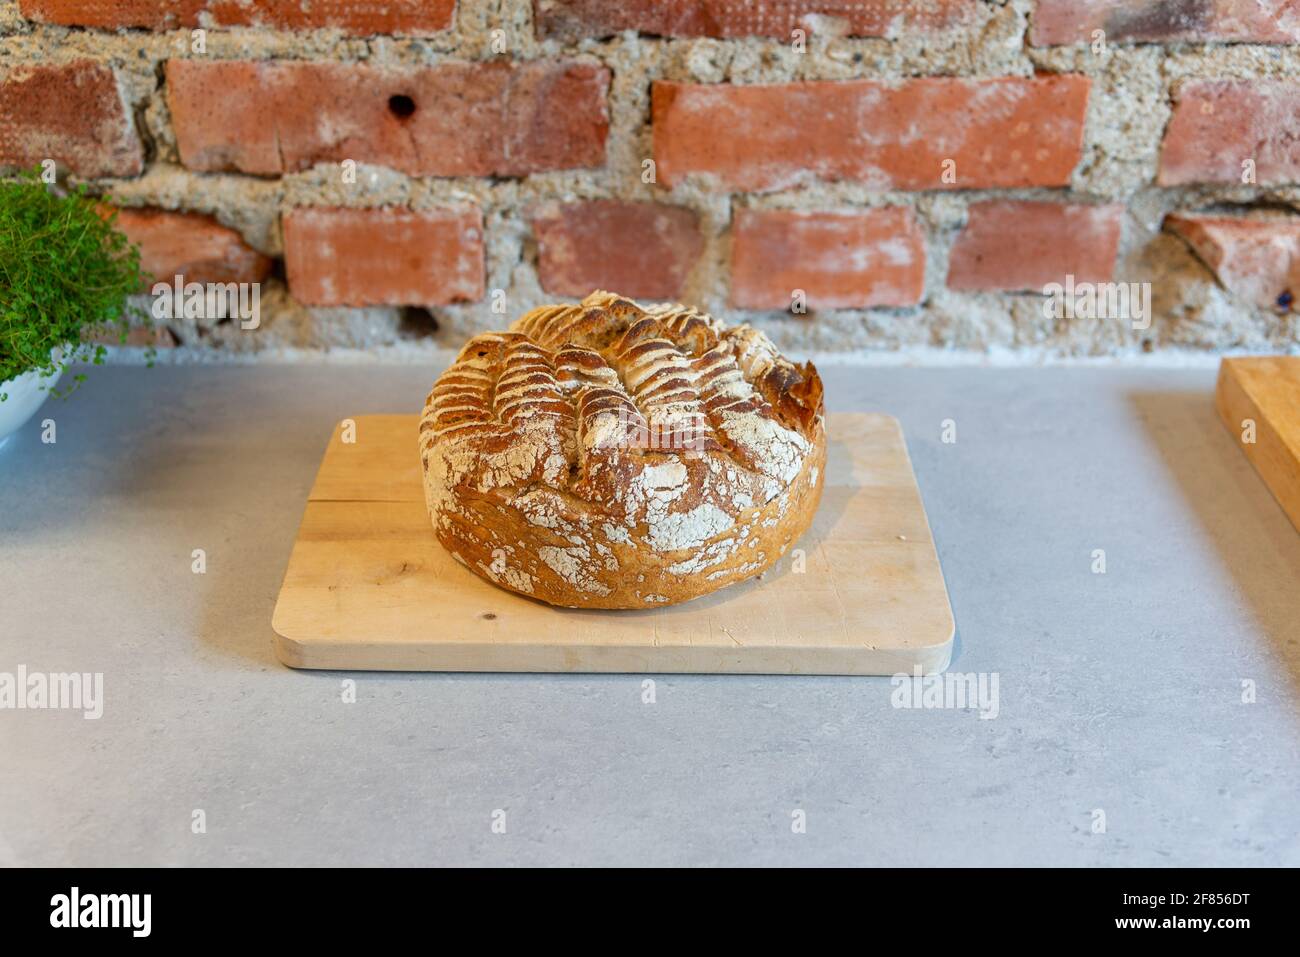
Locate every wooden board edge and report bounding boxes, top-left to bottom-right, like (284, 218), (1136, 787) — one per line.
(305, 418), (347, 503)
(884, 412), (959, 660)
(1215, 358), (1300, 534)
(271, 629), (954, 676)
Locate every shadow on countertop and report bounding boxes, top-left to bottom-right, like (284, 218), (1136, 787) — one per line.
(1130, 389), (1300, 699)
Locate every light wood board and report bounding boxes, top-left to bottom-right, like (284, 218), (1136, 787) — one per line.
(1216, 356), (1300, 534)
(272, 413), (955, 674)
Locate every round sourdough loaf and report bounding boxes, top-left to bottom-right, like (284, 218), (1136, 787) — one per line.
(419, 291), (826, 609)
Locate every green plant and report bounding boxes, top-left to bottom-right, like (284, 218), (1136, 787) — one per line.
(0, 169), (150, 401)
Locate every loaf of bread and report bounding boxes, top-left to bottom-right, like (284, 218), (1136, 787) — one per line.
(419, 291), (825, 609)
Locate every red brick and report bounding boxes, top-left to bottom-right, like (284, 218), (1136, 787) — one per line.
(730, 208), (925, 310)
(652, 75), (1089, 193)
(532, 201), (702, 300)
(110, 208), (273, 287)
(1166, 212), (1300, 310)
(1159, 80), (1300, 186)
(283, 207), (484, 307)
(946, 200), (1122, 292)
(535, 0), (975, 40)
(1031, 0), (1300, 45)
(18, 0), (455, 35)
(167, 59), (609, 177)
(0, 60), (142, 178)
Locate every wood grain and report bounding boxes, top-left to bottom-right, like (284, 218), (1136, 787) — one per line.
(1216, 356), (1300, 534)
(272, 413), (955, 674)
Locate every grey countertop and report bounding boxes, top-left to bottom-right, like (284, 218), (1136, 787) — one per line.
(1, 363), (1298, 866)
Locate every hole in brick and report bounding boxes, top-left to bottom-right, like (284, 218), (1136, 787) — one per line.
(387, 94), (416, 120)
(399, 306), (439, 339)
(1278, 290), (1293, 312)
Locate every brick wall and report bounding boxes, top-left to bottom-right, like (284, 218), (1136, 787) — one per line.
(3, 0), (1300, 358)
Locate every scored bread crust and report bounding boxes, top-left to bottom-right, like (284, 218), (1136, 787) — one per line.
(419, 291), (826, 609)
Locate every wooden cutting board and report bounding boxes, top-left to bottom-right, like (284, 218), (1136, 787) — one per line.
(271, 413), (955, 674)
(1216, 356), (1300, 533)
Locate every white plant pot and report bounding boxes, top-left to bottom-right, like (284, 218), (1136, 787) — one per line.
(0, 358), (63, 449)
